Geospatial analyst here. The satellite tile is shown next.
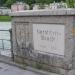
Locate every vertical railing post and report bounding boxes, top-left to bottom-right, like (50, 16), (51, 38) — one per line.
(9, 29), (14, 61)
(2, 39), (4, 50)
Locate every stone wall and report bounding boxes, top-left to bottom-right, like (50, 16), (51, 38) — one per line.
(10, 9), (75, 75)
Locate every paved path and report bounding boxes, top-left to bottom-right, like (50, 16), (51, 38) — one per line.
(0, 62), (39, 75)
(0, 62), (60, 75)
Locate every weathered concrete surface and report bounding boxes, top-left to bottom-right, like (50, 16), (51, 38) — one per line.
(10, 9), (75, 16)
(0, 62), (59, 75)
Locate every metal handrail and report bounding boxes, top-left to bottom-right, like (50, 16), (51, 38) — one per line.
(0, 39), (10, 41)
(0, 30), (9, 31)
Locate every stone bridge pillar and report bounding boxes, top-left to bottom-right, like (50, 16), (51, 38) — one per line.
(10, 9), (75, 75)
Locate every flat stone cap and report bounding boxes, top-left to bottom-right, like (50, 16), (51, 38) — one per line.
(10, 8), (75, 16)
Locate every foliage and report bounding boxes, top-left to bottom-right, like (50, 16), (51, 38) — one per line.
(24, 0), (36, 6)
(0, 0), (66, 7)
(4, 0), (16, 8)
(0, 0), (6, 6)
(35, 0), (53, 5)
(54, 0), (65, 2)
(0, 0), (75, 8)
(66, 0), (75, 8)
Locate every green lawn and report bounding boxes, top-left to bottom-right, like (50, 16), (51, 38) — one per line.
(0, 15), (11, 21)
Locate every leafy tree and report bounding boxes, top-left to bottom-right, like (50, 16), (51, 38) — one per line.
(66, 0), (75, 8)
(24, 0), (36, 6)
(0, 0), (6, 6)
(35, 0), (53, 4)
(4, 0), (16, 8)
(22, 0), (36, 9)
(16, 0), (24, 2)
(1, 0), (75, 8)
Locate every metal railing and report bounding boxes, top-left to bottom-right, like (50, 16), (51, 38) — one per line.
(0, 39), (11, 50)
(0, 30), (12, 57)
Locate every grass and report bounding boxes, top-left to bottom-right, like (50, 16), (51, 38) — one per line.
(0, 15), (11, 21)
